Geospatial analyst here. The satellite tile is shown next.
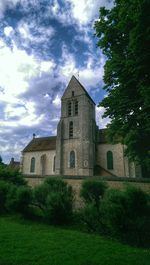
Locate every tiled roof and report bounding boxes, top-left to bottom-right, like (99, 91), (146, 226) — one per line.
(23, 136), (56, 152)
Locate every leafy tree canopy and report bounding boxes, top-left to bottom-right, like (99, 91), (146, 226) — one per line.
(95, 0), (150, 176)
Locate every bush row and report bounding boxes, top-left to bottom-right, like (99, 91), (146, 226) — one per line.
(0, 168), (150, 247)
(0, 172), (74, 225)
(80, 180), (150, 247)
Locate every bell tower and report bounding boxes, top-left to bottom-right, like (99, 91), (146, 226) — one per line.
(55, 76), (96, 176)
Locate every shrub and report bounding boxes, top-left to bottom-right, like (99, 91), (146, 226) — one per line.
(0, 181), (10, 213)
(16, 186), (33, 215)
(80, 180), (107, 208)
(101, 189), (126, 236)
(80, 203), (102, 232)
(79, 180), (107, 233)
(5, 184), (17, 212)
(0, 165), (26, 186)
(34, 177), (74, 224)
(6, 185), (33, 216)
(101, 187), (150, 247)
(45, 191), (73, 224)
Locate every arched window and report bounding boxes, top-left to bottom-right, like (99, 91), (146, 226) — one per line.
(68, 101), (72, 116)
(30, 157), (35, 173)
(107, 151), (113, 170)
(69, 121), (73, 138)
(70, 151), (75, 168)
(53, 156), (56, 172)
(74, 100), (78, 115)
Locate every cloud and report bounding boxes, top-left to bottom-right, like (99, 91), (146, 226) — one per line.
(0, 0), (19, 17)
(45, 0), (73, 26)
(17, 21), (55, 46)
(0, 0), (43, 18)
(96, 106), (110, 128)
(3, 26), (14, 36)
(0, 38), (56, 101)
(0, 37), (61, 163)
(66, 0), (113, 26)
(0, 38), (36, 99)
(52, 94), (61, 109)
(0, 1), (112, 163)
(45, 0), (114, 27)
(58, 44), (77, 80)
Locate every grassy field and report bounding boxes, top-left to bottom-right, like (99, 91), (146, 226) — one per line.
(0, 216), (150, 265)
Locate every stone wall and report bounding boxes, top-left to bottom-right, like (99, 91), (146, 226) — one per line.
(25, 176), (150, 208)
(66, 178), (150, 207)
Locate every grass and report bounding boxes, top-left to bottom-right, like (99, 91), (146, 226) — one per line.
(0, 216), (150, 265)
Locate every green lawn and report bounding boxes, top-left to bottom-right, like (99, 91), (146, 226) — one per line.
(0, 216), (149, 265)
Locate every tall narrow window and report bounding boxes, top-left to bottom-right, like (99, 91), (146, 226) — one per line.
(68, 101), (72, 116)
(70, 151), (75, 168)
(107, 151), (113, 170)
(74, 100), (78, 115)
(69, 121), (73, 138)
(53, 156), (56, 172)
(30, 157), (35, 173)
(72, 91), (74, 97)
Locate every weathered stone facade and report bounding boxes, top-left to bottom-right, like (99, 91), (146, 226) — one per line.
(55, 76), (96, 176)
(22, 150), (56, 176)
(21, 76), (141, 178)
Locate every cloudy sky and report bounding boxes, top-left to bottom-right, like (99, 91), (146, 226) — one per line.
(0, 0), (113, 163)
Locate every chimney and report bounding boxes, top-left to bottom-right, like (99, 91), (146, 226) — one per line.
(33, 133), (36, 139)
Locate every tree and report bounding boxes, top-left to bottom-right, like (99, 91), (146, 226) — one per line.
(95, 0), (150, 177)
(0, 156), (3, 165)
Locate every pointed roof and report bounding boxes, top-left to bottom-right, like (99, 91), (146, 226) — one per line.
(62, 75), (95, 105)
(23, 136), (56, 152)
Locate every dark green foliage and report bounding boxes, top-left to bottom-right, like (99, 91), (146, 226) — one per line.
(0, 164), (32, 216)
(80, 203), (102, 233)
(80, 180), (107, 208)
(80, 180), (107, 232)
(0, 181), (10, 213)
(95, 0), (150, 176)
(101, 189), (128, 235)
(34, 177), (74, 224)
(45, 191), (73, 224)
(3, 184), (32, 216)
(80, 179), (150, 246)
(15, 186), (33, 215)
(0, 155), (3, 165)
(0, 165), (26, 186)
(5, 183), (17, 212)
(101, 187), (150, 246)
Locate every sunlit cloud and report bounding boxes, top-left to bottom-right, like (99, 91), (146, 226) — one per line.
(96, 106), (111, 128)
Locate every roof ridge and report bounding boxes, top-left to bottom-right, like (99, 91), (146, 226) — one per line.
(23, 136), (56, 152)
(33, 136), (56, 140)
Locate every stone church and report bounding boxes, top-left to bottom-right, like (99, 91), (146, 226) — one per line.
(21, 76), (141, 178)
